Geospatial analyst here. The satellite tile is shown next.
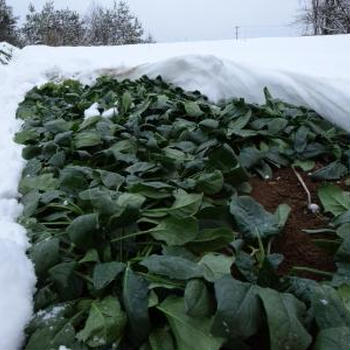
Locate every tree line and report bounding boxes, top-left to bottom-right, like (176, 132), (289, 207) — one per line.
(301, 0), (349, 35)
(0, 0), (154, 47)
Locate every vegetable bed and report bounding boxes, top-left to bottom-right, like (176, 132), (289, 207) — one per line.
(15, 76), (350, 350)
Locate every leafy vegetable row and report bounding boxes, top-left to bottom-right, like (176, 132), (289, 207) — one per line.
(15, 75), (350, 350)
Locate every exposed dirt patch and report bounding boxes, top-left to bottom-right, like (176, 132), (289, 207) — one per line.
(250, 167), (336, 281)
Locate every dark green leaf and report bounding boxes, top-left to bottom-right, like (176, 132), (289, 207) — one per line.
(259, 287), (312, 350)
(67, 213), (98, 248)
(77, 296), (126, 347)
(93, 262), (125, 290)
(318, 185), (350, 216)
(312, 161), (348, 180)
(157, 296), (224, 350)
(30, 238), (60, 278)
(49, 262), (83, 300)
(212, 276), (262, 339)
(150, 216), (199, 246)
(229, 196), (280, 240)
(184, 279), (212, 317)
(141, 255), (202, 280)
(123, 267), (150, 345)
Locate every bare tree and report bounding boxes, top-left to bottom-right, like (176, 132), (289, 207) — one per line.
(300, 0), (350, 35)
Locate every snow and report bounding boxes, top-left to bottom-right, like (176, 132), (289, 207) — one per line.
(102, 107), (118, 118)
(0, 34), (349, 349)
(84, 102), (100, 119)
(0, 48), (36, 349)
(7, 34), (350, 129)
(58, 346), (71, 350)
(37, 305), (64, 321)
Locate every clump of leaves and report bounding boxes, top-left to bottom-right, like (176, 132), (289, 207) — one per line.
(16, 76), (350, 350)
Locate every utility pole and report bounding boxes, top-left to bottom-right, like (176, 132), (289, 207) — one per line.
(235, 26), (239, 40)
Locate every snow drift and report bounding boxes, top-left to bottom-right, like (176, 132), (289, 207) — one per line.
(0, 34), (349, 349)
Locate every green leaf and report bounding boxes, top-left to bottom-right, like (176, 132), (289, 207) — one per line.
(49, 262), (83, 300)
(311, 285), (350, 350)
(184, 101), (204, 118)
(149, 327), (175, 350)
(22, 190), (40, 217)
(67, 213), (98, 248)
(128, 181), (173, 199)
(23, 159), (41, 177)
(54, 131), (73, 146)
(74, 132), (102, 148)
(312, 161), (348, 180)
(79, 188), (116, 215)
(59, 166), (89, 195)
(77, 296), (126, 347)
(318, 185), (350, 216)
(14, 129), (39, 144)
(293, 159), (315, 171)
(198, 253), (234, 282)
(274, 203), (291, 229)
(121, 91), (133, 113)
(211, 276), (262, 339)
(311, 285), (350, 330)
(93, 262), (125, 290)
(123, 267), (150, 345)
(30, 238), (60, 278)
(25, 308), (77, 350)
(167, 189), (202, 218)
(150, 216), (199, 246)
(294, 126), (309, 153)
(267, 118), (288, 134)
(337, 284), (350, 312)
(19, 174), (58, 194)
(184, 279), (212, 317)
(44, 119), (72, 134)
(79, 249), (100, 264)
(79, 115), (101, 130)
(141, 255), (202, 280)
(97, 170), (124, 190)
(208, 144), (247, 182)
(22, 145), (41, 160)
(239, 146), (264, 169)
(157, 296), (224, 350)
(199, 118), (219, 129)
(227, 110), (252, 135)
(313, 327), (350, 350)
(229, 196), (280, 240)
(48, 151), (66, 168)
(187, 227), (234, 253)
(196, 170), (224, 195)
(259, 287), (312, 350)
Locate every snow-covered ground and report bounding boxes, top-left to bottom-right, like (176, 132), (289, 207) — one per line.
(0, 34), (349, 349)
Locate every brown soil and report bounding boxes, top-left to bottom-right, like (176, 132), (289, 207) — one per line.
(249, 167), (336, 281)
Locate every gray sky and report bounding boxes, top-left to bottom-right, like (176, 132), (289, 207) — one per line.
(9, 0), (305, 42)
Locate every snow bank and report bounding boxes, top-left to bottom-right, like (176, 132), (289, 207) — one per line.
(0, 34), (349, 349)
(11, 34), (350, 130)
(0, 64), (36, 349)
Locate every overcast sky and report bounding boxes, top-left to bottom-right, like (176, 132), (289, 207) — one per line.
(9, 0), (305, 42)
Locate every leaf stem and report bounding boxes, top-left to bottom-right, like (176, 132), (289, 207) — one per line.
(292, 166), (312, 206)
(291, 266), (333, 277)
(110, 229), (151, 242)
